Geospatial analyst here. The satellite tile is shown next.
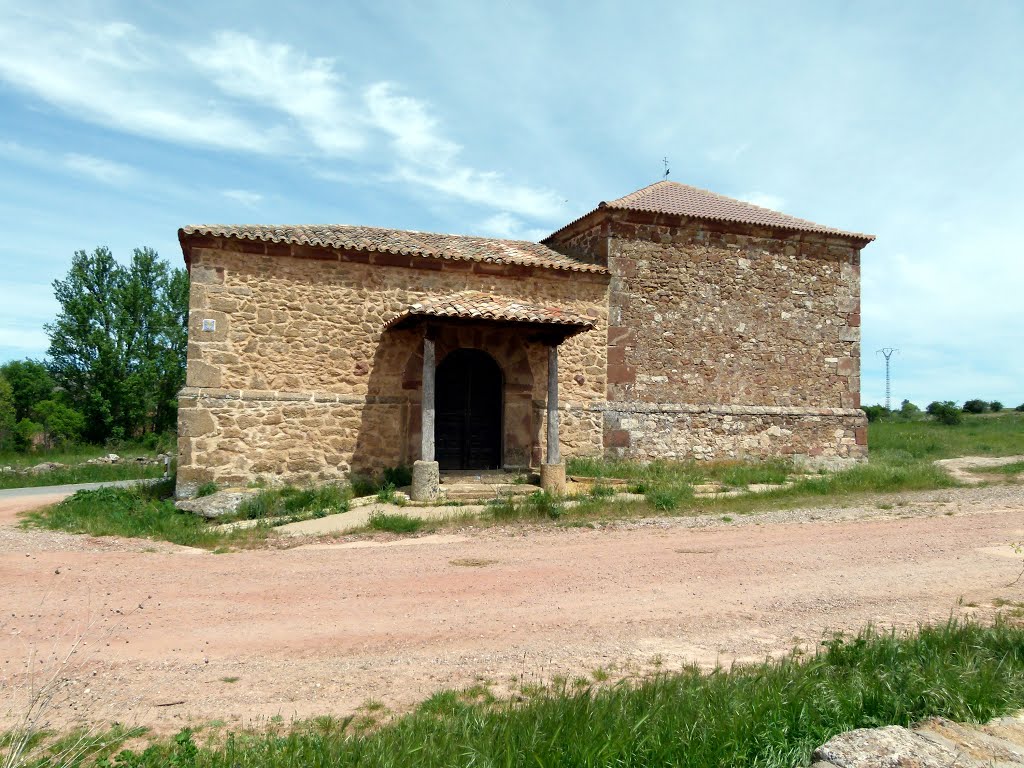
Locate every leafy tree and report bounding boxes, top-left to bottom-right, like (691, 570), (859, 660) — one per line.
(45, 246), (188, 442)
(0, 374), (16, 450)
(898, 399), (921, 419)
(1017, 403), (1024, 412)
(0, 360), (54, 421)
(14, 418), (41, 451)
(861, 404), (889, 423)
(990, 401), (1004, 412)
(926, 401), (962, 425)
(30, 399), (86, 448)
(962, 399), (988, 414)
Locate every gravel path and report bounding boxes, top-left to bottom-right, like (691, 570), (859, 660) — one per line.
(1, 482), (1022, 735)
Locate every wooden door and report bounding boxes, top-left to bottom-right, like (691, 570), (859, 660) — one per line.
(435, 349), (502, 470)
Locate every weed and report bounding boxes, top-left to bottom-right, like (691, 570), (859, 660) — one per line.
(196, 481), (219, 498)
(368, 513), (424, 534)
(645, 484), (694, 511)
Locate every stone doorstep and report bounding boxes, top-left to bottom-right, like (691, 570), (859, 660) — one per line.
(441, 482), (542, 501)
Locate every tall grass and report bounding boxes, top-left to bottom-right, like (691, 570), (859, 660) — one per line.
(0, 462), (166, 490)
(22, 481), (270, 550)
(37, 621), (1024, 768)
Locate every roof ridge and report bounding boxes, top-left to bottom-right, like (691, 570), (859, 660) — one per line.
(547, 180), (874, 243)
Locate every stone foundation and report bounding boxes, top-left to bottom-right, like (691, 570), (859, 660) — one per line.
(601, 402), (867, 467)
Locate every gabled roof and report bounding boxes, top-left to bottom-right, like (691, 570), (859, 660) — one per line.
(545, 181), (875, 243)
(179, 224), (606, 274)
(384, 291), (596, 338)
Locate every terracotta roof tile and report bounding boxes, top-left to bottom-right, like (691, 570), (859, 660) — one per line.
(384, 291), (597, 336)
(179, 224), (606, 273)
(546, 181), (875, 242)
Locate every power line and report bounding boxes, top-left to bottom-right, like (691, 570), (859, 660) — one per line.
(876, 348), (898, 410)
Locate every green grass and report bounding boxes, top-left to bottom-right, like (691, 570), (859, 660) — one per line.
(0, 461), (166, 490)
(0, 443), (172, 490)
(231, 484), (350, 522)
(26, 621), (1024, 768)
(368, 512), (425, 533)
(869, 411), (1024, 460)
(974, 460), (1024, 476)
(22, 480), (271, 550)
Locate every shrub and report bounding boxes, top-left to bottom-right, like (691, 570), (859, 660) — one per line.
(1017, 403), (1024, 412)
(861, 404), (889, 423)
(926, 401), (962, 425)
(368, 512), (424, 534)
(990, 401), (1004, 412)
(646, 484), (694, 511)
(196, 481), (218, 498)
(898, 399), (921, 419)
(963, 399), (989, 414)
(382, 464), (412, 488)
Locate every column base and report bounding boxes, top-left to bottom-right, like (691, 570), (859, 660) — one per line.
(411, 460), (440, 502)
(540, 463), (566, 496)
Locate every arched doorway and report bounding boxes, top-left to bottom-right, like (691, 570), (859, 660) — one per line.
(435, 349), (503, 470)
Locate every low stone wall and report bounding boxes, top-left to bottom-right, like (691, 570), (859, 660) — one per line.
(601, 402), (867, 467)
(176, 387), (408, 498)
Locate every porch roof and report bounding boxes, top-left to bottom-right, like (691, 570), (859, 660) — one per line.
(384, 291), (598, 339)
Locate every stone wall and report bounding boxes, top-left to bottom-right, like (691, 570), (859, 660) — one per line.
(547, 210), (869, 464)
(177, 240), (608, 495)
(602, 404), (867, 467)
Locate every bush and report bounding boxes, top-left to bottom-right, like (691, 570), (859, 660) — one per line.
(861, 404), (890, 423)
(990, 401), (1004, 412)
(196, 481), (218, 497)
(926, 401), (963, 425)
(646, 484), (694, 511)
(368, 512), (424, 533)
(1017, 403), (1024, 412)
(963, 399), (989, 414)
(898, 399), (921, 419)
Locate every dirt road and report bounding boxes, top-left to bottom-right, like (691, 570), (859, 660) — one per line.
(1, 484), (1023, 734)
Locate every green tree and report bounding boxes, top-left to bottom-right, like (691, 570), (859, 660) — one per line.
(31, 399), (86, 448)
(0, 374), (16, 450)
(45, 246), (188, 442)
(0, 360), (54, 421)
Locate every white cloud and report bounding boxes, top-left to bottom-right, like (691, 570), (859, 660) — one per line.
(62, 153), (138, 185)
(478, 213), (550, 242)
(0, 140), (139, 186)
(0, 10), (563, 223)
(189, 31), (364, 156)
(0, 11), (287, 154)
(364, 83), (565, 220)
(222, 189), (264, 208)
(735, 192), (786, 211)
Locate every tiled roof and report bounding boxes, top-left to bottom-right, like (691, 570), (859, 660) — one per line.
(179, 224), (606, 273)
(384, 291), (597, 335)
(546, 181), (875, 242)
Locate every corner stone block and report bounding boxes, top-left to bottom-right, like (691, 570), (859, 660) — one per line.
(855, 427), (868, 445)
(178, 408), (216, 437)
(836, 357), (856, 376)
(186, 360), (223, 388)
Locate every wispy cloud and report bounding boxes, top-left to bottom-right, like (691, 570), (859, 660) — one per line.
(62, 153), (139, 184)
(0, 11), (281, 153)
(189, 31), (365, 156)
(0, 9), (563, 222)
(0, 140), (140, 186)
(221, 189), (264, 208)
(478, 213), (550, 242)
(734, 192), (786, 211)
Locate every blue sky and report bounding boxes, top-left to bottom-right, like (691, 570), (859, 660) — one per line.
(0, 0), (1021, 407)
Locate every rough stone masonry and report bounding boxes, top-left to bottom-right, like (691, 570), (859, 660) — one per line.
(176, 181), (873, 496)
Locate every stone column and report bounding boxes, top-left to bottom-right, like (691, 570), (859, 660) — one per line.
(411, 329), (439, 502)
(540, 343), (566, 495)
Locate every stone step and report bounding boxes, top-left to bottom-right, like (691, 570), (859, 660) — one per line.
(441, 482), (541, 501)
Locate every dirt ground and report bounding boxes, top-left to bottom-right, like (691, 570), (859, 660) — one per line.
(1, 483), (1023, 736)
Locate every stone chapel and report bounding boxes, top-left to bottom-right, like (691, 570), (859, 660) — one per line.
(175, 180), (873, 499)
